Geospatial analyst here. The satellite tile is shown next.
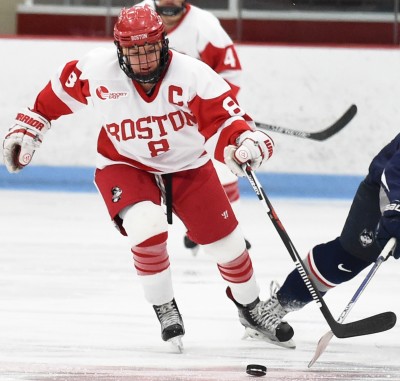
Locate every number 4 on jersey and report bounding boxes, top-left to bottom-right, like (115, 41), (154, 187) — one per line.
(224, 47), (237, 68)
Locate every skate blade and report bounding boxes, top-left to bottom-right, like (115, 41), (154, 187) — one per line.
(168, 335), (184, 353)
(243, 327), (296, 349)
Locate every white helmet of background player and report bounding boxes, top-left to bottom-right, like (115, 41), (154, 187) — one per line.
(154, 0), (186, 16)
(114, 5), (169, 83)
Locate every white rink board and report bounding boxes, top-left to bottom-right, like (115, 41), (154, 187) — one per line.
(0, 38), (399, 175)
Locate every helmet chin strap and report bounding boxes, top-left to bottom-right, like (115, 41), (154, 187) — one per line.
(154, 1), (186, 16)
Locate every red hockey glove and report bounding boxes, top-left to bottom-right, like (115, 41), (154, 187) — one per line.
(3, 108), (50, 173)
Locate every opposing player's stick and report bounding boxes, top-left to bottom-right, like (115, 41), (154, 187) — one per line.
(255, 104), (357, 141)
(308, 237), (396, 368)
(244, 165), (397, 338)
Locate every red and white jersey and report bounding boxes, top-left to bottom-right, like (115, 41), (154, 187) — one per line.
(33, 48), (252, 174)
(137, 0), (242, 96)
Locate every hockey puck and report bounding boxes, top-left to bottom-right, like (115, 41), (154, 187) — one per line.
(246, 364), (267, 377)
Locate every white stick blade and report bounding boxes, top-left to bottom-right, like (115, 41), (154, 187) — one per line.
(308, 331), (334, 368)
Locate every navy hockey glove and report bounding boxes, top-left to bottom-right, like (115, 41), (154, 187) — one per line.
(3, 108), (50, 173)
(376, 201), (400, 259)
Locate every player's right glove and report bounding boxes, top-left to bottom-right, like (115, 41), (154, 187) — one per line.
(3, 108), (50, 173)
(376, 201), (400, 259)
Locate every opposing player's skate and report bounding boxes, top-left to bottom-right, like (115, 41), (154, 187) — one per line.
(226, 282), (295, 349)
(153, 299), (185, 352)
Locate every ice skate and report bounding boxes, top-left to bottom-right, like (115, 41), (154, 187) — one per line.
(226, 282), (296, 349)
(184, 235), (251, 256)
(244, 238), (251, 250)
(183, 235), (200, 256)
(153, 299), (185, 352)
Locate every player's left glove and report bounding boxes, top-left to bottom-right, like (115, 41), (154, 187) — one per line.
(376, 201), (400, 259)
(3, 108), (51, 173)
(224, 130), (274, 177)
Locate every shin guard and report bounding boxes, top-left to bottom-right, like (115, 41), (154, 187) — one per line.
(278, 238), (370, 309)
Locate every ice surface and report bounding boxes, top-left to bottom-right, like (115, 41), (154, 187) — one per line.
(0, 190), (399, 380)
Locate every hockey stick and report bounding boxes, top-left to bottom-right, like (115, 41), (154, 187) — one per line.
(255, 104), (357, 141)
(244, 166), (396, 338)
(308, 237), (396, 368)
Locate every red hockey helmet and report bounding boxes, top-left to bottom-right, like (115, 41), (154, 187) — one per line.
(114, 5), (169, 83)
(114, 5), (165, 47)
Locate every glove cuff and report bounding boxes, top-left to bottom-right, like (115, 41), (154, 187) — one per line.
(14, 108), (51, 135)
(383, 201), (400, 217)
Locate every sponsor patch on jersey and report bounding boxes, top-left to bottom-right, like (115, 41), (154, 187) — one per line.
(96, 86), (128, 100)
(359, 228), (374, 247)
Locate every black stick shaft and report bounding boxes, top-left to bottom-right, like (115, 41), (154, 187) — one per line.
(244, 166), (396, 338)
(255, 104), (357, 141)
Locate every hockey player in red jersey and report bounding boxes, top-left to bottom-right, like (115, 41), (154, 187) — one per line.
(136, 0), (249, 253)
(3, 6), (294, 350)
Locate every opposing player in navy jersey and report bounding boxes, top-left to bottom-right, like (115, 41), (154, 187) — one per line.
(136, 0), (250, 254)
(2, 6), (295, 351)
(260, 135), (400, 336)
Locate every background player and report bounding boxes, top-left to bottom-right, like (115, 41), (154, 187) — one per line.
(3, 6), (293, 350)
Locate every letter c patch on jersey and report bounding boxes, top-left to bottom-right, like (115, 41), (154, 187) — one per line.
(169, 85), (184, 106)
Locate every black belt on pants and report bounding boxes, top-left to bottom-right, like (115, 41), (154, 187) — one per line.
(163, 173), (173, 224)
